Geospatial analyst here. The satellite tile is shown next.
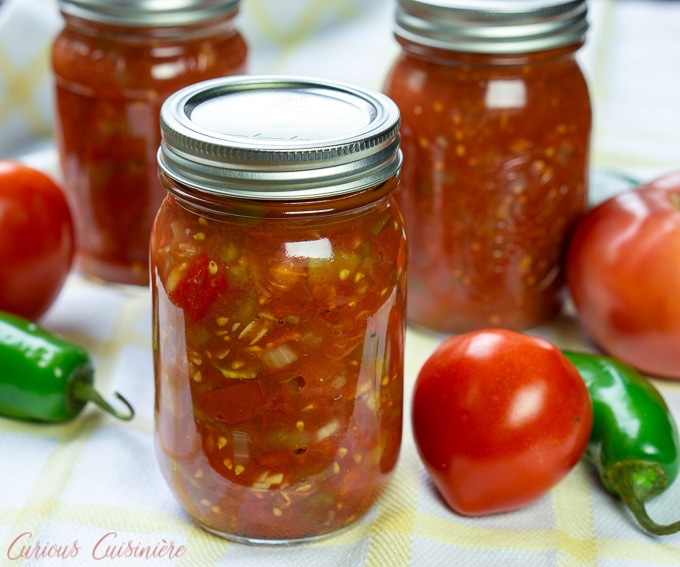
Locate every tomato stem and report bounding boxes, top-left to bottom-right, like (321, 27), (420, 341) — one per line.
(671, 192), (680, 212)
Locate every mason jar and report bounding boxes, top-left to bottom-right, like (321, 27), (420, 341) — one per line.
(150, 76), (407, 544)
(384, 0), (592, 333)
(52, 0), (248, 286)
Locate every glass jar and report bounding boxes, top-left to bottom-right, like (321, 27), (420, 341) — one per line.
(151, 76), (406, 544)
(52, 0), (248, 286)
(383, 0), (592, 334)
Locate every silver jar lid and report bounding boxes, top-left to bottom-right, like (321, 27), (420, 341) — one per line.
(158, 75), (402, 200)
(394, 0), (588, 54)
(57, 0), (240, 26)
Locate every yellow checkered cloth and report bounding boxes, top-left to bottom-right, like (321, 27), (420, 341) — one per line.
(2, 0), (680, 565)
(0, 0), (60, 158)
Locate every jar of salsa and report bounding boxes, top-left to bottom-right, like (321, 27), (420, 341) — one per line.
(383, 0), (591, 333)
(52, 0), (248, 286)
(151, 76), (406, 543)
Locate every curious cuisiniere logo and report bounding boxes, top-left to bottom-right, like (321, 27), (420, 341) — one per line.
(4, 531), (186, 562)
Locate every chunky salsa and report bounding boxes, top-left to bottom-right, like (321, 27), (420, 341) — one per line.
(151, 179), (406, 542)
(52, 15), (247, 285)
(384, 44), (591, 333)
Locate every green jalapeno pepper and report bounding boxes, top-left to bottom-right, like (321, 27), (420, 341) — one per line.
(0, 311), (134, 423)
(564, 350), (680, 535)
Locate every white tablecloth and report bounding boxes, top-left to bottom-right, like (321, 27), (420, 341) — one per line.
(2, 0), (680, 565)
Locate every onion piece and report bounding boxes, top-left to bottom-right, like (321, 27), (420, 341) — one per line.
(315, 419), (339, 442)
(261, 343), (298, 369)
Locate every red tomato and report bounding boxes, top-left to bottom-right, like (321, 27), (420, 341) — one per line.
(566, 172), (680, 379)
(412, 329), (592, 516)
(0, 161), (74, 320)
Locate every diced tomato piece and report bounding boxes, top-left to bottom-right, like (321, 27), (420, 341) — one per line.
(198, 380), (263, 425)
(170, 253), (228, 320)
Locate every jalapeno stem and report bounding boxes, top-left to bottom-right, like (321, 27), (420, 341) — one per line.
(71, 380), (135, 421)
(563, 350), (680, 535)
(608, 461), (680, 535)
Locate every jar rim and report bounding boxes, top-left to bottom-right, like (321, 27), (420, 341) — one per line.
(57, 0), (241, 26)
(394, 0), (588, 54)
(158, 75), (402, 201)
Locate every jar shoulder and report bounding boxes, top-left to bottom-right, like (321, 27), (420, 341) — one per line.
(384, 50), (591, 127)
(52, 28), (248, 88)
(385, 50), (589, 92)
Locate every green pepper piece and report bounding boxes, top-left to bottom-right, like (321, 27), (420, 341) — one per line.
(564, 350), (680, 535)
(0, 311), (134, 423)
